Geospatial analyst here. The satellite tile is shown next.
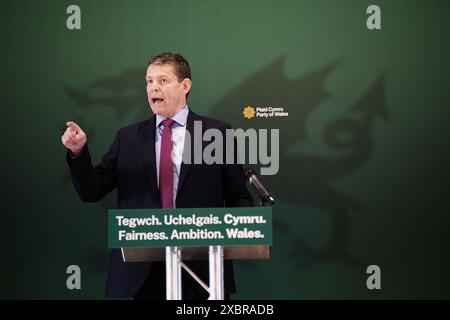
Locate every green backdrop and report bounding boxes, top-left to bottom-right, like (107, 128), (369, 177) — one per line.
(1, 0), (449, 299)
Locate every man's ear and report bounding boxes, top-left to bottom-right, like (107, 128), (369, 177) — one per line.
(182, 78), (192, 95)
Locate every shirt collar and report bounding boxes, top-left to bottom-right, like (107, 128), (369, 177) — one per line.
(156, 105), (189, 128)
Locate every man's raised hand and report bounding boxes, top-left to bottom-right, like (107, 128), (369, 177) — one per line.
(61, 121), (87, 157)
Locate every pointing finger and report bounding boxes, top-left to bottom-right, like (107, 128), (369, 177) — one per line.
(66, 121), (81, 132)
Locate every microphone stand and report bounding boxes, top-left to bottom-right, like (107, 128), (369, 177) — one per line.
(245, 168), (275, 207)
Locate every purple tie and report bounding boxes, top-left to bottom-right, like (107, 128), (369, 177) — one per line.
(159, 118), (175, 209)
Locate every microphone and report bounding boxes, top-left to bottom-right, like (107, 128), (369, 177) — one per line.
(245, 168), (275, 205)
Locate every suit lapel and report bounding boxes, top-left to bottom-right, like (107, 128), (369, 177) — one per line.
(138, 116), (159, 197)
(177, 110), (202, 196)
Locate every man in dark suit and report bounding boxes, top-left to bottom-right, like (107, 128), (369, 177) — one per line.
(61, 52), (253, 299)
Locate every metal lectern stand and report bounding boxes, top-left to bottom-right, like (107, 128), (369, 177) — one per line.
(164, 245), (226, 300)
(164, 245), (225, 300)
(122, 244), (270, 300)
(165, 246), (182, 300)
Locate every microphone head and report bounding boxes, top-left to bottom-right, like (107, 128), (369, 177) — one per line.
(244, 168), (255, 178)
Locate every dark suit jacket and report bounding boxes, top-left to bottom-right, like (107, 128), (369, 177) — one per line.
(66, 110), (253, 298)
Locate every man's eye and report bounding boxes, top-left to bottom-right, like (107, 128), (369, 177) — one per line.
(161, 79), (167, 84)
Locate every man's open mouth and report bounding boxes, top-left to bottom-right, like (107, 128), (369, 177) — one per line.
(152, 98), (164, 103)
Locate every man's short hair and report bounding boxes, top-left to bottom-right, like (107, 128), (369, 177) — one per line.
(148, 52), (192, 82)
